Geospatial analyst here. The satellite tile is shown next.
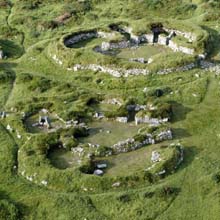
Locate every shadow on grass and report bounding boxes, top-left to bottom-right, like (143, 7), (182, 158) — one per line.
(201, 26), (220, 59)
(87, 127), (103, 138)
(178, 145), (198, 172)
(0, 62), (17, 71)
(0, 189), (27, 219)
(0, 190), (9, 199)
(69, 37), (98, 49)
(169, 101), (192, 123)
(172, 128), (191, 139)
(47, 148), (72, 170)
(0, 39), (24, 58)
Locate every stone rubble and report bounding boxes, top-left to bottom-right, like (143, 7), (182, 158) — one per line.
(116, 117), (128, 123)
(135, 115), (169, 126)
(109, 128), (172, 155)
(200, 61), (220, 75)
(101, 98), (122, 106)
(127, 104), (147, 112)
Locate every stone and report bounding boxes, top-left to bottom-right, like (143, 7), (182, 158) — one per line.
(0, 111), (6, 119)
(41, 108), (49, 114)
(94, 169), (104, 176)
(6, 124), (12, 132)
(39, 116), (51, 128)
(94, 112), (104, 119)
(143, 87), (148, 93)
(0, 50), (3, 59)
(198, 54), (206, 60)
(151, 151), (160, 162)
(101, 42), (111, 51)
(41, 180), (48, 186)
(52, 54), (63, 65)
(103, 98), (122, 106)
(97, 163), (107, 169)
(129, 57), (146, 63)
(157, 129), (173, 141)
(71, 64), (148, 77)
(116, 117), (128, 123)
(112, 182), (121, 187)
(157, 170), (166, 175)
(148, 58), (153, 64)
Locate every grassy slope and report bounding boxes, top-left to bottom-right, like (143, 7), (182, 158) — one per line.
(1, 0), (220, 219)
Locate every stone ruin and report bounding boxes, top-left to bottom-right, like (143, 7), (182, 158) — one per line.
(109, 128), (172, 155)
(60, 24), (205, 77)
(95, 23), (196, 56)
(63, 24), (198, 70)
(64, 29), (116, 48)
(32, 115), (51, 129)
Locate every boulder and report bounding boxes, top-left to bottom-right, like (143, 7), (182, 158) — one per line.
(112, 182), (121, 187)
(94, 169), (104, 176)
(97, 163), (107, 169)
(151, 151), (160, 162)
(116, 117), (128, 123)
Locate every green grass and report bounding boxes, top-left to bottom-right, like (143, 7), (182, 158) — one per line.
(80, 120), (143, 146)
(0, 0), (220, 219)
(117, 44), (171, 60)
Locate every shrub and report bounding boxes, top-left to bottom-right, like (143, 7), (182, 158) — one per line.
(117, 194), (130, 203)
(17, 73), (33, 82)
(133, 133), (146, 143)
(0, 200), (19, 220)
(0, 71), (15, 83)
(212, 173), (220, 184)
(157, 186), (180, 198)
(95, 146), (112, 157)
(143, 191), (154, 198)
(28, 77), (54, 93)
(79, 160), (94, 174)
(150, 103), (173, 119)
